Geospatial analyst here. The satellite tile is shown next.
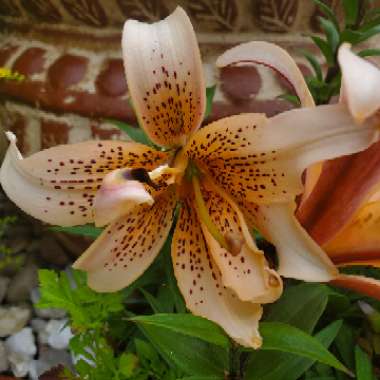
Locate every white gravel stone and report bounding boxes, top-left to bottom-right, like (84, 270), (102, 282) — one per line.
(0, 306), (31, 337)
(29, 346), (73, 380)
(5, 327), (36, 378)
(7, 351), (33, 378)
(0, 340), (9, 372)
(5, 327), (37, 357)
(30, 318), (48, 345)
(44, 320), (73, 350)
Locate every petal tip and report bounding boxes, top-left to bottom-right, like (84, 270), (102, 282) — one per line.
(5, 131), (16, 143)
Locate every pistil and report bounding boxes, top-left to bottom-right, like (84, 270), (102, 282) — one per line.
(192, 174), (230, 252)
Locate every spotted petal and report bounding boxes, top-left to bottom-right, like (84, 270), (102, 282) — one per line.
(73, 189), (176, 292)
(199, 180), (282, 303)
(216, 41), (315, 108)
(0, 132), (168, 226)
(186, 105), (378, 205)
(339, 43), (380, 123)
(172, 197), (264, 348)
(122, 7), (206, 147)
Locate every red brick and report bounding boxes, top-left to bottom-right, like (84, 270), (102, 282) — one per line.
(13, 47), (46, 76)
(96, 59), (127, 97)
(48, 54), (88, 89)
(41, 119), (70, 149)
(220, 65), (262, 102)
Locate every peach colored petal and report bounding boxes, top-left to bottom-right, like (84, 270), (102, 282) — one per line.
(73, 189), (176, 292)
(0, 132), (169, 226)
(216, 41), (315, 108)
(198, 179), (282, 303)
(172, 196), (264, 348)
(245, 201), (338, 282)
(93, 169), (154, 227)
(186, 105), (378, 205)
(122, 7), (205, 147)
(338, 43), (380, 123)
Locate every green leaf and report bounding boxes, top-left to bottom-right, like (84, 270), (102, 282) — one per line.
(343, 25), (380, 44)
(130, 313), (229, 348)
(277, 94), (301, 106)
(265, 283), (329, 333)
(179, 377), (224, 380)
(139, 289), (163, 313)
(50, 224), (102, 238)
(312, 0), (340, 29)
(360, 16), (380, 32)
(259, 322), (350, 375)
(245, 320), (343, 380)
(119, 353), (138, 378)
(334, 323), (355, 368)
(109, 119), (155, 147)
(300, 49), (323, 80)
(134, 338), (169, 377)
(311, 36), (335, 66)
(342, 0), (359, 26)
(37, 269), (124, 331)
(319, 18), (340, 53)
(358, 48), (380, 57)
(363, 7), (380, 23)
(135, 320), (228, 377)
(205, 85), (216, 119)
(355, 345), (374, 380)
(162, 235), (186, 313)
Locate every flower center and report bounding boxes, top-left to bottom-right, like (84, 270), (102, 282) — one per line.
(123, 168), (160, 190)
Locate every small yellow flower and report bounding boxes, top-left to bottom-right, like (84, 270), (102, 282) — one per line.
(0, 67), (24, 81)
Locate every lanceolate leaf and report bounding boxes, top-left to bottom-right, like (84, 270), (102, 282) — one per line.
(355, 345), (374, 380)
(130, 313), (229, 348)
(205, 85), (216, 119)
(133, 318), (228, 377)
(245, 320), (343, 380)
(265, 283), (329, 333)
(179, 377), (224, 380)
(342, 0), (359, 26)
(319, 18), (340, 53)
(358, 48), (380, 58)
(162, 235), (187, 313)
(50, 224), (102, 238)
(259, 322), (350, 375)
(300, 49), (323, 80)
(109, 119), (155, 147)
(311, 36), (334, 66)
(312, 0), (340, 30)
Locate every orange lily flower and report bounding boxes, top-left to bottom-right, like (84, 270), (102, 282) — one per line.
(298, 44), (380, 299)
(1, 10), (379, 348)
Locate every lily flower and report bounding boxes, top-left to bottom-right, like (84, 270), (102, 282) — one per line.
(298, 44), (380, 299)
(1, 9), (379, 348)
